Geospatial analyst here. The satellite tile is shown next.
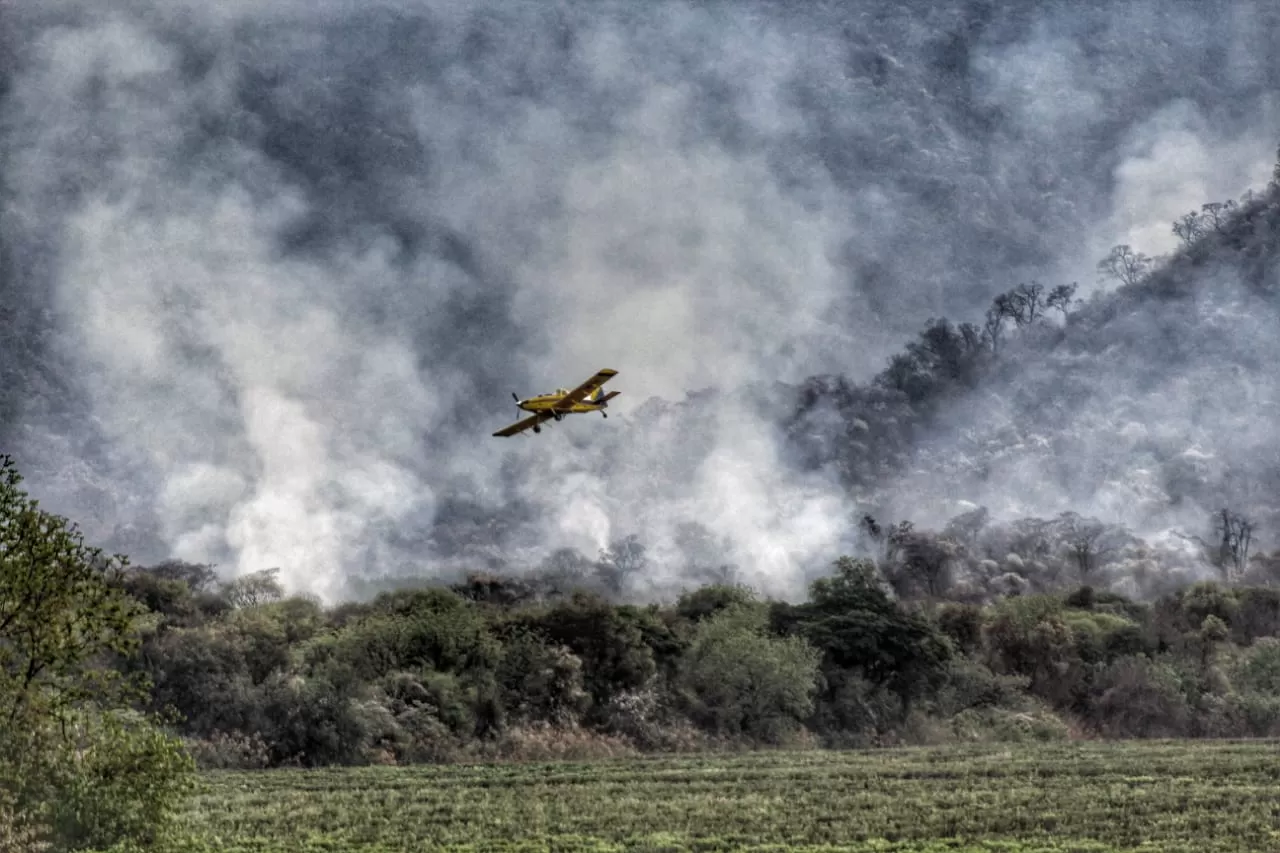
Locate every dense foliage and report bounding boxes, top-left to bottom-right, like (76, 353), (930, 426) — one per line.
(105, 543), (1280, 770)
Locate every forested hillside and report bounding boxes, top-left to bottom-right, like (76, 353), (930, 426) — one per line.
(780, 159), (1280, 602)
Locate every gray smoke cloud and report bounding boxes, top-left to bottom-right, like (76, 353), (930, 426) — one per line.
(873, 6), (1280, 575)
(4, 0), (1280, 602)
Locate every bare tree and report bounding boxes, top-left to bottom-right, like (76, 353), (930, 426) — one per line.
(957, 321), (985, 354)
(1046, 283), (1079, 318)
(452, 571), (537, 606)
(1173, 211), (1206, 246)
(982, 283), (1040, 353)
(1214, 508), (1253, 583)
(860, 513), (892, 566)
(883, 519), (913, 562)
(992, 291), (1019, 321)
(983, 304), (1007, 354)
(597, 534), (648, 595)
(1096, 245), (1153, 287)
(143, 559), (219, 592)
(697, 563), (743, 586)
(1178, 509), (1255, 584)
(1199, 200), (1236, 235)
(943, 506), (990, 549)
(885, 521), (955, 599)
(1054, 512), (1114, 581)
(1007, 281), (1046, 326)
(533, 547), (594, 599)
(1007, 517), (1054, 560)
(221, 567), (284, 608)
(674, 521), (740, 587)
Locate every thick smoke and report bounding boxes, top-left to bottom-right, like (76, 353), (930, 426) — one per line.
(873, 6), (1280, 572)
(1105, 100), (1278, 260)
(4, 0), (1280, 602)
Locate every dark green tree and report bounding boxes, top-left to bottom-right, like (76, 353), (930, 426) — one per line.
(523, 592), (657, 711)
(773, 557), (952, 720)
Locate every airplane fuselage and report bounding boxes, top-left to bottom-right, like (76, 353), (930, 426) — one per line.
(517, 393), (609, 414)
(516, 384), (616, 416)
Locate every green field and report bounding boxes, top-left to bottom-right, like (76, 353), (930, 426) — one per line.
(176, 741), (1280, 852)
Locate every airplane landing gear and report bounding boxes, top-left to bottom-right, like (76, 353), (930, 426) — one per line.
(533, 425), (541, 434)
(602, 412), (608, 418)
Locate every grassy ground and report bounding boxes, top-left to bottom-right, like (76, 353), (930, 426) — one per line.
(174, 740), (1280, 852)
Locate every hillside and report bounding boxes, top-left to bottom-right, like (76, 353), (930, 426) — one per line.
(870, 177), (1280, 597)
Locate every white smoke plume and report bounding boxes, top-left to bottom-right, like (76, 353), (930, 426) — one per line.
(4, 0), (1280, 603)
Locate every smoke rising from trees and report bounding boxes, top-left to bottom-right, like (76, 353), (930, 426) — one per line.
(3, 0), (1280, 601)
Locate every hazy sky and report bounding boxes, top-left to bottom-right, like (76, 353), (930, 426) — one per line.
(3, 0), (1279, 601)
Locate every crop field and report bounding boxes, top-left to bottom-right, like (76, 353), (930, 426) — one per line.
(175, 740), (1280, 852)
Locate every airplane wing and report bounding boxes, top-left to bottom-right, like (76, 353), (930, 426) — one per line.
(492, 412), (550, 437)
(553, 368), (618, 411)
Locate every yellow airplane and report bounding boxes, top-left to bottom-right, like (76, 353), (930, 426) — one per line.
(492, 368), (620, 437)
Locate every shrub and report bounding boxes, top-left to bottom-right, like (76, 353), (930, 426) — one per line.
(983, 595), (1080, 705)
(810, 671), (903, 746)
(54, 711), (195, 850)
(0, 787), (49, 853)
(675, 604), (821, 744)
(1061, 610), (1148, 665)
(1088, 655), (1192, 738)
(1, 710), (196, 852)
(0, 455), (197, 850)
(183, 731), (271, 770)
(600, 687), (708, 753)
(1232, 636), (1280, 693)
(935, 602), (983, 655)
(932, 658), (1030, 716)
(479, 722), (639, 763)
(497, 630), (591, 726)
(676, 584), (758, 623)
(1227, 692), (1280, 736)
(948, 706), (1073, 743)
